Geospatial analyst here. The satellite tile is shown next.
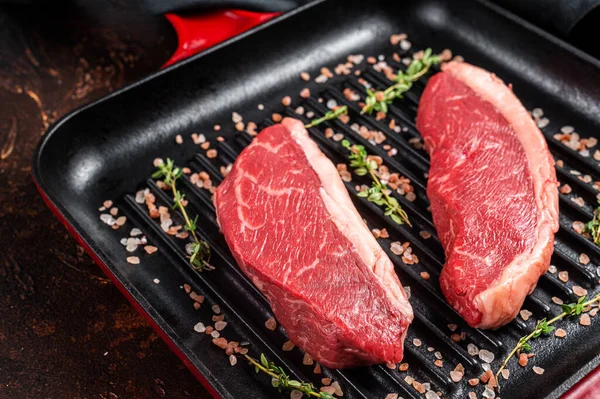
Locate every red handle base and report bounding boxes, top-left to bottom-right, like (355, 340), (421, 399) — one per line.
(163, 9), (281, 68)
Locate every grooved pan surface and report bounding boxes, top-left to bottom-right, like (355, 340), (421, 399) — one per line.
(34, 1), (600, 398)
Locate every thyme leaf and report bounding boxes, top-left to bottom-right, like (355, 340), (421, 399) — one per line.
(305, 106), (348, 128)
(584, 201), (600, 245)
(244, 354), (336, 398)
(495, 295), (600, 382)
(342, 139), (411, 226)
(154, 158), (214, 272)
(361, 48), (442, 115)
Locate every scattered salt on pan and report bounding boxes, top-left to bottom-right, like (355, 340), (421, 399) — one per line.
(412, 338), (422, 347)
(130, 228), (142, 236)
(211, 331), (220, 338)
(153, 279), (160, 284)
(482, 363), (491, 371)
(532, 108), (544, 119)
(120, 238), (128, 246)
(501, 368), (510, 380)
(520, 309), (533, 321)
(193, 323), (206, 333)
(126, 256), (140, 265)
(215, 321), (227, 331)
(212, 304), (221, 314)
(434, 351), (442, 360)
(425, 391), (438, 399)
(533, 366), (545, 375)
(482, 387), (496, 398)
(384, 394), (398, 399)
(229, 354), (237, 366)
(467, 343), (479, 356)
(450, 371), (463, 382)
(161, 219), (173, 232)
(100, 214), (115, 225)
(399, 40), (412, 50)
(126, 238), (138, 252)
(548, 265), (557, 274)
(326, 99), (337, 110)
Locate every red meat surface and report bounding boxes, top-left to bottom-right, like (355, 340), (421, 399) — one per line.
(417, 61), (559, 329)
(214, 118), (413, 368)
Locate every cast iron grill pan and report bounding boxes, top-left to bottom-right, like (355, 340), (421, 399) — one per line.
(33, 0), (600, 398)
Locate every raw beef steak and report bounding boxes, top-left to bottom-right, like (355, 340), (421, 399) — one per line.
(416, 61), (559, 329)
(214, 118), (413, 368)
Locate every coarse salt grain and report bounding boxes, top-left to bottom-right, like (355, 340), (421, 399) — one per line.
(478, 349), (495, 363)
(229, 354), (237, 366)
(413, 338), (422, 347)
(519, 353), (528, 366)
(384, 394), (398, 399)
(573, 285), (588, 296)
(212, 304), (221, 314)
(193, 322), (206, 333)
(303, 353), (314, 365)
(579, 253), (591, 265)
(558, 271), (569, 282)
(533, 366), (545, 375)
(552, 296), (564, 305)
(211, 331), (220, 338)
(520, 309), (533, 321)
(399, 40), (412, 50)
(153, 278), (160, 284)
(425, 391), (438, 399)
(555, 328), (567, 338)
(390, 241), (404, 255)
(126, 256), (139, 265)
(215, 321), (227, 331)
(467, 343), (479, 356)
(206, 149), (218, 159)
(265, 317), (277, 330)
(450, 371), (463, 382)
(468, 378), (479, 386)
(548, 265), (557, 274)
(282, 341), (295, 351)
(580, 313), (591, 326)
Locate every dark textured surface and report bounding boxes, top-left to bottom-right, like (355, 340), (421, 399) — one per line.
(33, 0), (600, 398)
(0, 3), (211, 399)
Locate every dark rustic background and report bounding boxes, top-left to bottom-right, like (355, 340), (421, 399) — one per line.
(0, 2), (211, 398)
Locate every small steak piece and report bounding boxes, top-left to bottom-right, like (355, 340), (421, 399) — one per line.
(214, 118), (413, 368)
(416, 62), (559, 329)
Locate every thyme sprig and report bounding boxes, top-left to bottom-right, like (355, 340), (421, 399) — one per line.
(305, 106), (348, 128)
(496, 294), (600, 380)
(584, 201), (600, 245)
(244, 354), (335, 398)
(342, 139), (411, 226)
(153, 158), (214, 271)
(361, 48), (442, 115)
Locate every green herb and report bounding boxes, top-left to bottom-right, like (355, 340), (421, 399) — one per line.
(342, 139), (411, 226)
(243, 354), (335, 398)
(496, 295), (600, 380)
(361, 48), (442, 115)
(584, 201), (600, 245)
(305, 106), (348, 128)
(153, 158), (214, 271)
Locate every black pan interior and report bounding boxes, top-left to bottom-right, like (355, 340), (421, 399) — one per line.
(34, 0), (600, 398)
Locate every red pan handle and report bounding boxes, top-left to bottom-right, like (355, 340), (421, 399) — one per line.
(562, 366), (600, 399)
(163, 9), (281, 68)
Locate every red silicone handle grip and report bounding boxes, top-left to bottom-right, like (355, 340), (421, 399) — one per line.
(163, 9), (281, 68)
